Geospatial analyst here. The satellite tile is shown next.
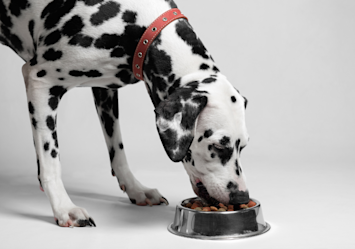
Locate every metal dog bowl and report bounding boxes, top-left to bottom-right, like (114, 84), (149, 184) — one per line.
(168, 197), (270, 240)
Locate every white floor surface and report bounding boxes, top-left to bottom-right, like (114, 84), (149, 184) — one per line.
(1, 157), (353, 249)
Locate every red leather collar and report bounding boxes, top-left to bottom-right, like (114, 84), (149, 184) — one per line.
(132, 8), (188, 81)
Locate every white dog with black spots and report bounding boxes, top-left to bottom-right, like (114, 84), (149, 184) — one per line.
(0, 0), (250, 227)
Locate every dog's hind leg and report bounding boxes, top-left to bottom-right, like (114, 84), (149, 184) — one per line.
(92, 87), (168, 206)
(22, 63), (95, 227)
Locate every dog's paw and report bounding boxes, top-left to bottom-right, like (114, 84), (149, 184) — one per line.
(54, 206), (96, 227)
(121, 183), (169, 206)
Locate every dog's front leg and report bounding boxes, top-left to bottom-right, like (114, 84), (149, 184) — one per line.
(92, 87), (168, 206)
(23, 63), (95, 227)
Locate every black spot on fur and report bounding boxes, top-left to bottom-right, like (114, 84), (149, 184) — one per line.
(41, 0), (76, 30)
(28, 102), (35, 114)
(37, 158), (40, 175)
(115, 70), (135, 83)
(90, 1), (120, 26)
(109, 147), (115, 162)
(52, 131), (58, 147)
(231, 96), (236, 103)
(213, 66), (219, 72)
(227, 181), (237, 190)
(69, 70), (85, 77)
(49, 86), (67, 98)
(37, 70), (46, 78)
(215, 146), (233, 165)
(44, 30), (62, 46)
(122, 10), (137, 24)
(9, 0), (30, 17)
(56, 69), (61, 72)
(69, 34), (93, 47)
(168, 74), (175, 83)
(101, 111), (114, 137)
(111, 46), (125, 58)
(204, 129), (213, 138)
(200, 63), (210, 70)
(43, 48), (62, 61)
(198, 136), (203, 142)
(79, 0), (104, 6)
(48, 97), (59, 110)
(69, 70), (102, 77)
(28, 20), (35, 39)
(51, 149), (57, 158)
(119, 143), (124, 149)
(30, 55), (37, 66)
(94, 34), (120, 49)
(243, 96), (248, 109)
(106, 83), (121, 89)
(202, 77), (216, 83)
(86, 70), (103, 77)
(235, 159), (240, 176)
(62, 15), (84, 37)
(46, 116), (55, 131)
(44, 142), (50, 151)
(116, 24), (145, 55)
(211, 153), (215, 158)
(146, 47), (172, 76)
(235, 139), (240, 152)
(184, 149), (192, 163)
(116, 64), (130, 69)
(175, 20), (209, 59)
(31, 118), (37, 129)
(220, 136), (230, 146)
(58, 78), (65, 81)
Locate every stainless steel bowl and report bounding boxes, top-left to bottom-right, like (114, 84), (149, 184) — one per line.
(168, 197), (270, 240)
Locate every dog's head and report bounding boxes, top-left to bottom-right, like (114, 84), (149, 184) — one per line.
(155, 74), (250, 205)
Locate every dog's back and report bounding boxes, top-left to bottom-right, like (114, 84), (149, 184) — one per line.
(0, 0), (178, 87)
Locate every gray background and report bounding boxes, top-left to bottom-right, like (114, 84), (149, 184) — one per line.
(0, 0), (354, 248)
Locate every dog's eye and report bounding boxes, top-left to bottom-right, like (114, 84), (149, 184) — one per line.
(212, 144), (225, 150)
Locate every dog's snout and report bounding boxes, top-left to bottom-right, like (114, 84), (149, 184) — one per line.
(227, 181), (249, 205)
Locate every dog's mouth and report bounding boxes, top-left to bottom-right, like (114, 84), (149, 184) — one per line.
(193, 178), (249, 206)
(195, 179), (220, 206)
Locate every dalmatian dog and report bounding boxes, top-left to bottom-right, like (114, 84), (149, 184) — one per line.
(0, 0), (250, 227)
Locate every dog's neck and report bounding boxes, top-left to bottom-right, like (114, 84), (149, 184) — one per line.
(141, 19), (219, 107)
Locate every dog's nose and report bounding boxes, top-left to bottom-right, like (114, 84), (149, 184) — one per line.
(229, 190), (250, 205)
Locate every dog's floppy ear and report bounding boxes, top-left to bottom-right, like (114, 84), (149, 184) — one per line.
(155, 86), (208, 162)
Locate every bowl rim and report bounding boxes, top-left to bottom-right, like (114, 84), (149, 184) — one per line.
(178, 197), (260, 214)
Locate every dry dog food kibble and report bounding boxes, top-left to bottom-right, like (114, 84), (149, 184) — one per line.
(248, 200), (256, 208)
(184, 199), (257, 212)
(210, 206), (218, 211)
